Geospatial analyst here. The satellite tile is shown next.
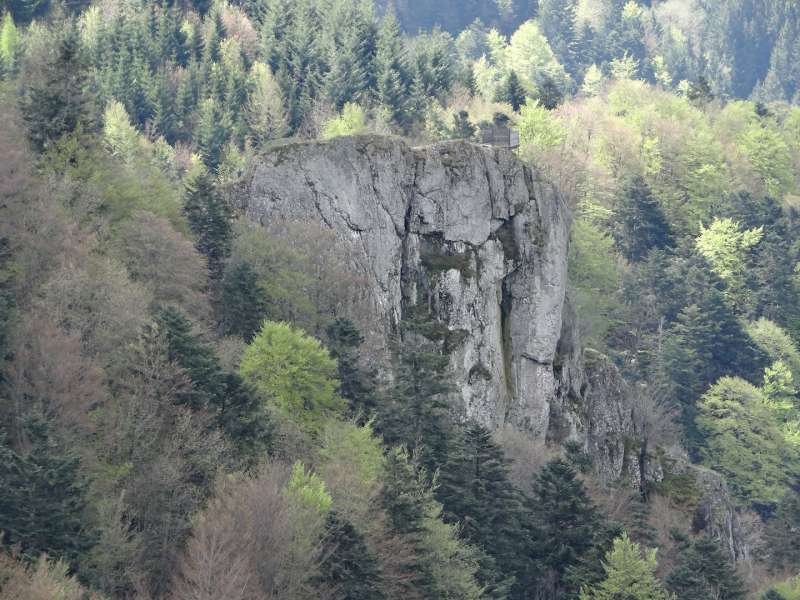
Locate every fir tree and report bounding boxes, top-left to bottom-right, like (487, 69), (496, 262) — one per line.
(183, 172), (232, 279)
(537, 0), (578, 75)
(496, 70), (526, 112)
(613, 176), (674, 262)
(765, 491), (800, 572)
(379, 323), (454, 475)
(325, 318), (378, 421)
(317, 511), (385, 600)
(219, 261), (268, 342)
(527, 459), (611, 599)
(376, 10), (412, 128)
(665, 536), (746, 600)
(156, 306), (271, 461)
(0, 416), (93, 564)
(437, 421), (528, 597)
(21, 25), (95, 152)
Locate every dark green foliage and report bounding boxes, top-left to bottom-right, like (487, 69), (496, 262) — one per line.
(437, 422), (526, 597)
(538, 0), (578, 74)
(376, 10), (413, 127)
(183, 172), (232, 279)
(765, 491), (800, 573)
(0, 237), (14, 375)
(613, 176), (674, 262)
(20, 26), (94, 152)
(526, 459), (611, 599)
(0, 416), (93, 564)
(156, 306), (271, 461)
(379, 324), (454, 474)
(325, 318), (378, 420)
(534, 73), (564, 110)
(452, 110), (476, 139)
(665, 536), (746, 600)
(219, 260), (268, 342)
(496, 70), (526, 112)
(317, 511), (385, 599)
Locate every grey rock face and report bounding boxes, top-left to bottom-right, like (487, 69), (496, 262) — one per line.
(241, 136), (569, 437)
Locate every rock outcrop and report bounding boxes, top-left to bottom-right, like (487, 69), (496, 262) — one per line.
(241, 135), (569, 438)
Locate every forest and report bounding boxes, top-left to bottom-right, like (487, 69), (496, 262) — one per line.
(1, 0), (800, 598)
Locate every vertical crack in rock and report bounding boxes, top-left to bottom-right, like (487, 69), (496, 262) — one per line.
(242, 135), (570, 439)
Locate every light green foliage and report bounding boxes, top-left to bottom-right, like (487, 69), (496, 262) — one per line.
(737, 119), (794, 197)
(0, 12), (18, 75)
(286, 461), (333, 516)
(569, 214), (620, 346)
(321, 102), (368, 140)
(102, 101), (139, 162)
(246, 61), (288, 146)
(652, 55), (672, 88)
(762, 360), (800, 447)
(506, 20), (569, 94)
(581, 64), (604, 96)
(420, 508), (485, 600)
(696, 376), (800, 506)
(318, 419), (384, 528)
(239, 320), (345, 431)
(580, 532), (674, 600)
(518, 100), (566, 149)
(695, 218), (763, 306)
(610, 53), (639, 80)
(767, 575), (800, 600)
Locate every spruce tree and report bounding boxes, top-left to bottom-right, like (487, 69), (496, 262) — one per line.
(0, 416), (93, 564)
(613, 176), (674, 262)
(437, 422), (528, 597)
(527, 459), (610, 599)
(21, 25), (94, 152)
(219, 261), (268, 342)
(183, 172), (232, 280)
(317, 511), (385, 600)
(379, 324), (454, 475)
(537, 0), (578, 75)
(376, 10), (412, 128)
(496, 70), (527, 112)
(325, 318), (378, 421)
(665, 536), (746, 600)
(155, 306), (271, 461)
(765, 491), (800, 572)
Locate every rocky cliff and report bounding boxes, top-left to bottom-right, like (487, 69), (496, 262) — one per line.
(242, 135), (573, 439)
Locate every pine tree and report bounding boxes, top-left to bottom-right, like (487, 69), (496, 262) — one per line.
(0, 416), (93, 564)
(21, 25), (95, 152)
(325, 318), (378, 420)
(613, 176), (674, 262)
(183, 172), (232, 279)
(665, 536), (746, 600)
(496, 70), (527, 112)
(317, 511), (385, 600)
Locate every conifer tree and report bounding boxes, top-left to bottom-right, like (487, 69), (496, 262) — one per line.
(496, 70), (527, 112)
(764, 490), (800, 571)
(379, 325), (454, 475)
(537, 0), (578, 75)
(183, 172), (232, 279)
(0, 416), (93, 564)
(21, 26), (94, 152)
(579, 533), (673, 600)
(317, 511), (385, 600)
(219, 260), (268, 342)
(665, 536), (746, 600)
(325, 318), (378, 420)
(527, 459), (612, 598)
(156, 306), (271, 460)
(376, 10), (412, 128)
(437, 421), (528, 597)
(613, 176), (674, 262)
